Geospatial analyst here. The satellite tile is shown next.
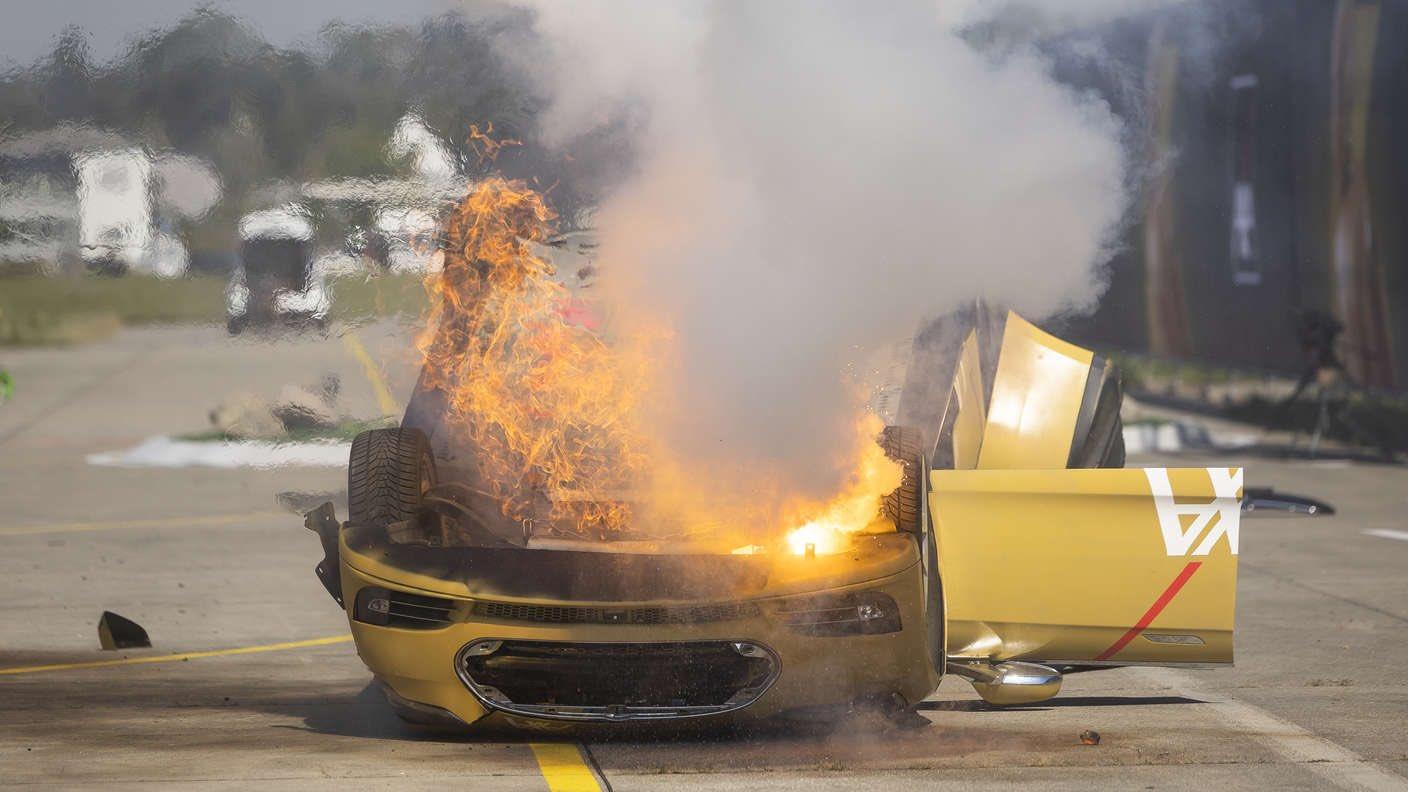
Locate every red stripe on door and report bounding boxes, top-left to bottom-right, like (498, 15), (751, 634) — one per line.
(1094, 561), (1202, 661)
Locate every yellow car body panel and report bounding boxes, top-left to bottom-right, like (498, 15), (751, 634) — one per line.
(931, 312), (1239, 666)
(340, 524), (921, 602)
(978, 312), (1094, 470)
(932, 466), (1241, 665)
(950, 329), (986, 470)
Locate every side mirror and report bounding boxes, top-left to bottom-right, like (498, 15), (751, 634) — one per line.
(947, 660), (1063, 706)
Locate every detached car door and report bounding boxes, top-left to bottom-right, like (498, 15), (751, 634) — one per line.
(931, 465), (1241, 665)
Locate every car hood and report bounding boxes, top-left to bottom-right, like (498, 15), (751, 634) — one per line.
(340, 524), (919, 604)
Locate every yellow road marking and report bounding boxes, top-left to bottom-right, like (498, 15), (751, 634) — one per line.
(342, 331), (400, 416)
(530, 743), (605, 792)
(0, 510), (287, 536)
(0, 635), (353, 676)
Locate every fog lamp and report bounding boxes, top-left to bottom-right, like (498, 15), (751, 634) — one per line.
(354, 586), (391, 626)
(780, 590), (902, 636)
(852, 592), (903, 634)
(857, 602), (886, 621)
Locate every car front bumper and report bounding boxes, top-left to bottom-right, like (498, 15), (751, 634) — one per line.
(340, 557), (938, 728)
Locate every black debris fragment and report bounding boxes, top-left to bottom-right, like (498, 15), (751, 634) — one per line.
(97, 611), (150, 650)
(1242, 487), (1336, 516)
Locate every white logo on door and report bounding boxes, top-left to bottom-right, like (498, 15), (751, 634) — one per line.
(1143, 468), (1242, 556)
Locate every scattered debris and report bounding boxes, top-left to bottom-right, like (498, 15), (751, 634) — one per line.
(1243, 487), (1336, 516)
(208, 393), (283, 439)
(89, 376), (386, 468)
(273, 377), (341, 432)
(98, 611), (150, 650)
(1079, 730), (1101, 746)
(209, 375), (343, 440)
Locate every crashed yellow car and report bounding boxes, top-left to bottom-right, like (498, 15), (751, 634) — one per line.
(303, 310), (1241, 728)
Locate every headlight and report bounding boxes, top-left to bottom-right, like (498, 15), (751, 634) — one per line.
(777, 591), (903, 636)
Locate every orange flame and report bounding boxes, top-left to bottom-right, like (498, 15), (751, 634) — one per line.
(415, 177), (653, 538)
(417, 175), (902, 550)
(782, 414), (901, 555)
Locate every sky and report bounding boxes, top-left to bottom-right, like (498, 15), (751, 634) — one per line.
(0, 0), (458, 68)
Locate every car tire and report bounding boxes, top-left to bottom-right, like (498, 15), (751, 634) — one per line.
(879, 425), (945, 675)
(881, 425), (924, 533)
(348, 427), (437, 528)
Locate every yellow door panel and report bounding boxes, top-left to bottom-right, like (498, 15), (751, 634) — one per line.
(931, 466), (1241, 665)
(978, 312), (1094, 469)
(951, 329), (986, 470)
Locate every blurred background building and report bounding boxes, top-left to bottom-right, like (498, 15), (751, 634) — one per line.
(1062, 0), (1408, 392)
(0, 0), (1404, 390)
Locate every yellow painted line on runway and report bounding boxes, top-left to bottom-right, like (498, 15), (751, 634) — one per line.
(342, 331), (401, 416)
(530, 743), (606, 792)
(0, 510), (287, 536)
(0, 635), (353, 676)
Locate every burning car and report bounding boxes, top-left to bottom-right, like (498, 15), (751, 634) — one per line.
(302, 180), (1240, 728)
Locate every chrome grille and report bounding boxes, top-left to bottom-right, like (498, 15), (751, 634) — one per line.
(456, 639), (779, 721)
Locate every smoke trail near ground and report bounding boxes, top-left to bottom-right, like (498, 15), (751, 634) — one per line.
(507, 0), (1151, 507)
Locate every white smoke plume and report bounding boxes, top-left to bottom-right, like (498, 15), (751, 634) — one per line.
(504, 1), (1149, 504)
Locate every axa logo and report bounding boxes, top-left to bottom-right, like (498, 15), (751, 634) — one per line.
(1143, 467), (1242, 556)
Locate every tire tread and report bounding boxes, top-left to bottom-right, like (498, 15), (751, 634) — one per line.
(881, 425), (923, 533)
(348, 427), (434, 528)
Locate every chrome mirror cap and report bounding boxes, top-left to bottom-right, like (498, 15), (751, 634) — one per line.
(946, 660), (1063, 706)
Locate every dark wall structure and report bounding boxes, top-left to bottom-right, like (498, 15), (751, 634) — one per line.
(1064, 0), (1408, 392)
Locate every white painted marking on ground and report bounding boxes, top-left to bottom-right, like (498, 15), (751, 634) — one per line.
(1138, 668), (1408, 791)
(87, 435), (350, 469)
(1364, 529), (1408, 543)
